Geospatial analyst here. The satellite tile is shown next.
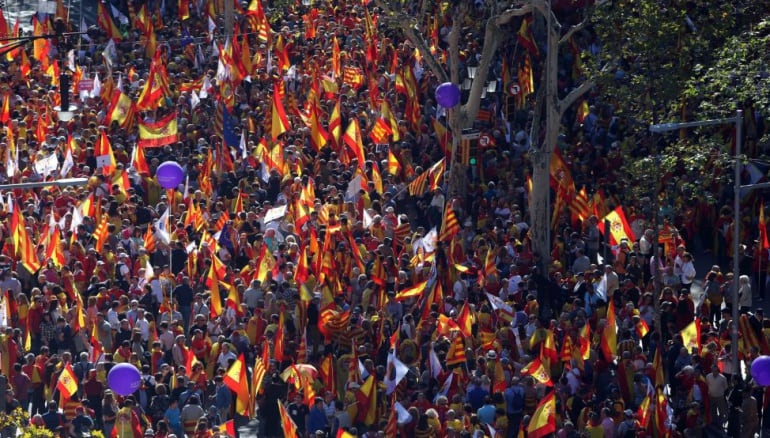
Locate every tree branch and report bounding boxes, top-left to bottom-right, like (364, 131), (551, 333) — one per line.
(558, 0), (611, 45)
(374, 0), (450, 83)
(493, 4), (534, 27)
(557, 78), (595, 115)
(559, 18), (588, 45)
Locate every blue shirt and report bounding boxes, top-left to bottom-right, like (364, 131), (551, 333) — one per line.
(307, 406), (328, 434)
(467, 386), (488, 411)
(214, 384), (232, 409)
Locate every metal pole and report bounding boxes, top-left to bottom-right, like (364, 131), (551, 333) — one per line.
(0, 178), (88, 190)
(732, 109), (743, 380)
(224, 0), (234, 39)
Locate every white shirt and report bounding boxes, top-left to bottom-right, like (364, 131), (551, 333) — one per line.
(507, 275), (522, 295)
(217, 350), (237, 369)
(107, 309), (120, 329)
(135, 317), (150, 342)
(681, 261), (696, 285)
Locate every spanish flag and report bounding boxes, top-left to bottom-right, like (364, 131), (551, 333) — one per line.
(394, 280), (428, 301)
(527, 390), (556, 438)
(679, 320), (701, 353)
(95, 130), (116, 176)
(599, 206), (636, 246)
(223, 354), (251, 417)
(137, 112), (178, 148)
(343, 118), (366, 171)
(96, 1), (122, 41)
(271, 83), (290, 140)
(106, 91), (135, 129)
(56, 362), (79, 401)
(520, 357), (553, 386)
(387, 150), (401, 176)
(600, 299), (617, 361)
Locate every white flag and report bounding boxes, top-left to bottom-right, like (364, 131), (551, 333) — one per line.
(486, 292), (514, 315)
(385, 351), (410, 395)
(5, 144), (16, 178)
(394, 402), (412, 424)
(70, 203), (83, 233)
(190, 90), (200, 110)
(345, 174), (362, 202)
(207, 17), (217, 41)
(110, 4), (129, 25)
(102, 39), (117, 68)
(200, 76), (212, 99)
(433, 372), (454, 403)
(363, 208), (373, 229)
(144, 258), (155, 281)
(90, 73), (102, 99)
(239, 130), (248, 159)
(155, 208), (170, 245)
(428, 345), (443, 379)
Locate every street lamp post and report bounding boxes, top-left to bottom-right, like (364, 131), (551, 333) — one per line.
(650, 110), (743, 379)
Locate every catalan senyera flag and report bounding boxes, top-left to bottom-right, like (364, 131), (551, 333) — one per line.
(56, 362), (79, 401)
(520, 357), (553, 386)
(527, 390), (556, 438)
(137, 112), (178, 148)
(278, 400), (298, 436)
(599, 206), (636, 246)
(223, 354), (251, 417)
(438, 202), (461, 242)
(679, 319), (700, 353)
(250, 357), (267, 417)
(369, 116), (393, 145)
(394, 280), (428, 301)
(271, 83), (290, 140)
(45, 227), (66, 269)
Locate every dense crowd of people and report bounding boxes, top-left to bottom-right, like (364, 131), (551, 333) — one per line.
(0, 0), (768, 438)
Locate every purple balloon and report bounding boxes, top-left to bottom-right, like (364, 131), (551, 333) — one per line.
(107, 363), (142, 396)
(751, 355), (770, 386)
(156, 161), (185, 189)
(435, 82), (461, 108)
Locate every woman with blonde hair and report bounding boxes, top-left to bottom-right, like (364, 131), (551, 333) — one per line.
(738, 274), (752, 314)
